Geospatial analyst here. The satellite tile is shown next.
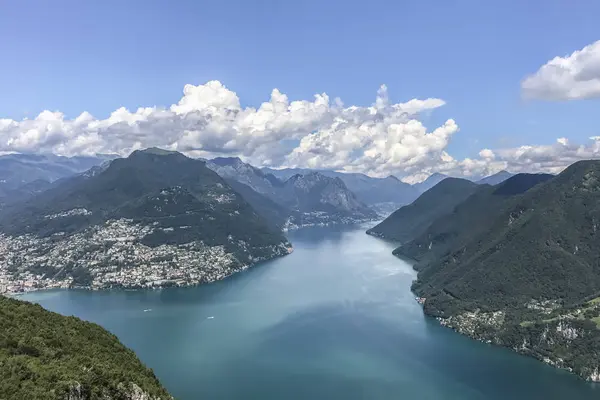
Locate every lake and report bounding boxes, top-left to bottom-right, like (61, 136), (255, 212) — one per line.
(24, 223), (600, 399)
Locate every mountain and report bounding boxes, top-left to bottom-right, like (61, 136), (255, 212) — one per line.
(320, 173), (419, 212)
(0, 148), (291, 293)
(261, 166), (310, 181)
(0, 179), (53, 209)
(0, 296), (172, 399)
(223, 178), (290, 230)
(280, 172), (376, 216)
(396, 173), (554, 267)
(0, 153), (112, 190)
(413, 172), (448, 193)
(207, 158), (377, 228)
(207, 157), (283, 197)
(260, 167), (419, 213)
(476, 170), (514, 185)
(366, 178), (479, 243)
(410, 161), (600, 381)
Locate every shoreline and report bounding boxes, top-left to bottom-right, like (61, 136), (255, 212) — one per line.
(425, 307), (600, 383)
(371, 231), (600, 385)
(2, 245), (294, 298)
(412, 291), (600, 384)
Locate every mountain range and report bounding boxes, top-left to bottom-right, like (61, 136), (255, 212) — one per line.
(476, 170), (514, 185)
(0, 148), (291, 291)
(367, 162), (600, 381)
(2, 147), (597, 385)
(0, 153), (114, 189)
(0, 151), (516, 222)
(396, 173), (553, 266)
(366, 178), (480, 243)
(262, 166), (420, 209)
(0, 153), (113, 210)
(206, 157), (377, 228)
(0, 149), (520, 296)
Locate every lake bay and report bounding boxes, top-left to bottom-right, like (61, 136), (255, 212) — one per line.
(24, 224), (600, 399)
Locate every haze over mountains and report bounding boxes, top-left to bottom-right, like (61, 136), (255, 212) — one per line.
(369, 162), (600, 381)
(207, 157), (377, 228)
(262, 166), (419, 208)
(0, 153), (116, 209)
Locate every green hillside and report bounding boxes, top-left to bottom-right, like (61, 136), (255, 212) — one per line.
(0, 296), (172, 400)
(410, 161), (600, 381)
(367, 178), (479, 243)
(414, 162), (600, 312)
(397, 173), (553, 268)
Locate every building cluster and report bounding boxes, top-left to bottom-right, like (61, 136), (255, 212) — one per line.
(0, 218), (285, 295)
(283, 211), (374, 231)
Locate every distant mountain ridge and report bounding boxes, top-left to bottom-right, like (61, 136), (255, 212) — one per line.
(0, 153), (114, 189)
(412, 172), (449, 193)
(207, 158), (377, 228)
(0, 153), (115, 210)
(279, 172), (377, 227)
(262, 166), (420, 212)
(263, 167), (519, 209)
(366, 178), (480, 243)
(476, 170), (514, 185)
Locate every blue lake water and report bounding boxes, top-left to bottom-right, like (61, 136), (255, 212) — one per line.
(24, 224), (600, 399)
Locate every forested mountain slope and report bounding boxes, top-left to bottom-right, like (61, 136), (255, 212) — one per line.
(366, 178), (479, 243)
(410, 161), (600, 381)
(0, 296), (172, 400)
(396, 173), (553, 267)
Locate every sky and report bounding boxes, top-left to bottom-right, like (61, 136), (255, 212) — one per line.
(1, 0), (600, 182)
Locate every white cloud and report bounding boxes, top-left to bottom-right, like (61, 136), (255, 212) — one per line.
(522, 40), (600, 100)
(2, 80), (600, 183)
(478, 148), (495, 160)
(0, 80), (448, 171)
(406, 137), (600, 183)
(286, 118), (458, 179)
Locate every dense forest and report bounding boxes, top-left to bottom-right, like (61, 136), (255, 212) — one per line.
(397, 173), (554, 268)
(367, 178), (479, 243)
(413, 161), (600, 312)
(0, 296), (172, 400)
(384, 161), (600, 380)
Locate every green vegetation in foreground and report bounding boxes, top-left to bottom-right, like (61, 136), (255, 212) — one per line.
(0, 296), (172, 400)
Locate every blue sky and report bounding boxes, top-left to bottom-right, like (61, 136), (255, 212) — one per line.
(1, 1), (600, 180)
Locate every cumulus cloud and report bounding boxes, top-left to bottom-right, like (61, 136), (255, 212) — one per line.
(0, 81), (448, 171)
(2, 80), (600, 183)
(478, 149), (495, 160)
(522, 40), (600, 100)
(411, 137), (600, 183)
